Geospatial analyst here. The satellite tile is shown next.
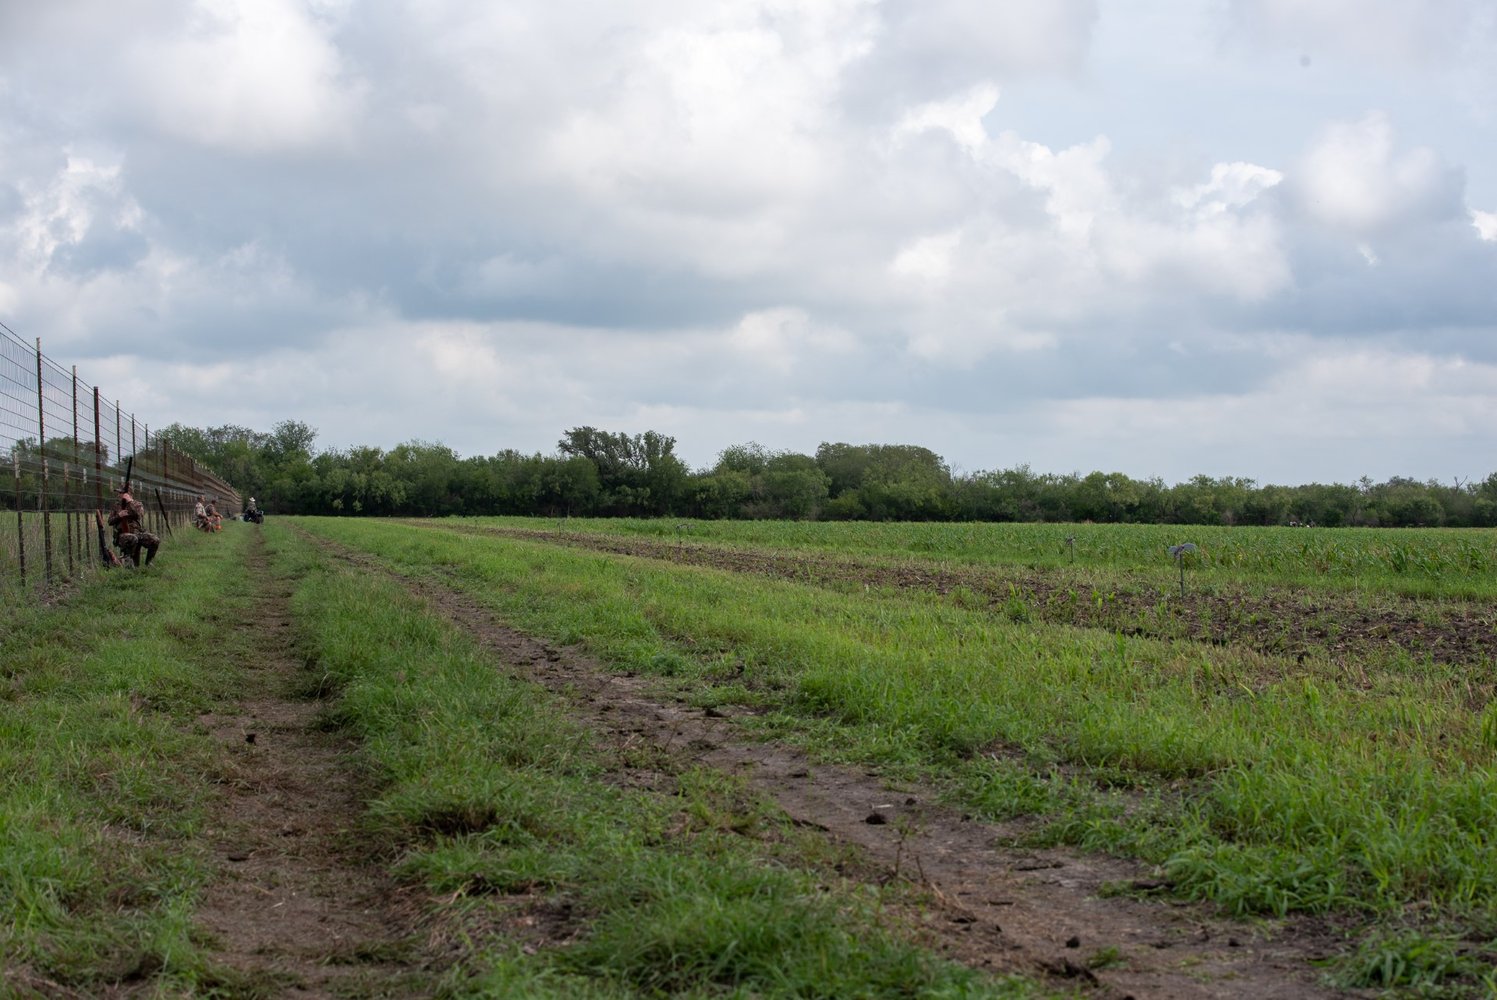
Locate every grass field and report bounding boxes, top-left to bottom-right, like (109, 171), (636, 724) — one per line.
(304, 515), (1497, 994)
(479, 516), (1497, 598)
(1, 522), (259, 993)
(2, 520), (1042, 997)
(6, 513), (1496, 995)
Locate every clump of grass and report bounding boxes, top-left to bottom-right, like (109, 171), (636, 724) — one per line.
(952, 756), (1069, 821)
(1335, 929), (1493, 992)
(564, 858), (988, 998)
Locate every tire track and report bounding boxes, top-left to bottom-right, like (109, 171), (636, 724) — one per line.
(191, 530), (433, 997)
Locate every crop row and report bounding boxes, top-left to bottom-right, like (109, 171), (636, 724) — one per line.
(491, 517), (1497, 597)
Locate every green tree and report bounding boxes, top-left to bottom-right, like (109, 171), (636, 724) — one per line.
(815, 443), (952, 520)
(558, 427), (687, 516)
(715, 442), (773, 477)
(760, 453), (830, 520)
(1074, 471), (1145, 523)
(688, 470), (752, 519)
(385, 441), (461, 516)
(538, 455), (602, 516)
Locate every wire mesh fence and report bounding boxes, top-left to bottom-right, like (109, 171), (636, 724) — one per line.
(2, 320), (242, 601)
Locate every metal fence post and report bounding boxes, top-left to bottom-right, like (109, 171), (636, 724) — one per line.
(34, 338), (52, 586)
(93, 386), (103, 565)
(66, 365), (77, 576)
(14, 450), (25, 589)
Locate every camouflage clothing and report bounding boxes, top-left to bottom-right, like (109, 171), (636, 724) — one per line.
(108, 495), (161, 566)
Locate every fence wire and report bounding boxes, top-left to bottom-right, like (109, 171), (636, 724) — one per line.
(2, 320), (242, 599)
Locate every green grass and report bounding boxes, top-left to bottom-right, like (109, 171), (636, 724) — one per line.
(6, 517), (1044, 996)
(14, 509), (1493, 993)
(0, 508), (119, 603)
(0, 523), (263, 994)
(294, 515), (1497, 990)
(473, 515), (1497, 599)
(265, 520), (1038, 998)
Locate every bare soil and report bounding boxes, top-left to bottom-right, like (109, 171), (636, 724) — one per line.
(308, 530), (1366, 999)
(190, 533), (435, 997)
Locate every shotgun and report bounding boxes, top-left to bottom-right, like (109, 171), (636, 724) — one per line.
(95, 509), (124, 568)
(153, 488), (175, 539)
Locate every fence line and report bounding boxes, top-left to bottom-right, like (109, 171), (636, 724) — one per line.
(2, 320), (241, 599)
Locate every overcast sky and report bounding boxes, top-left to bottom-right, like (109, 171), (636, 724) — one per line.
(3, 0), (1495, 485)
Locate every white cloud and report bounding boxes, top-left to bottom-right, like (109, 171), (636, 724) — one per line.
(886, 94), (1291, 362)
(10, 154), (140, 270)
(124, 0), (364, 152)
(1174, 162), (1284, 217)
(905, 319), (1055, 363)
(893, 84), (1000, 155)
(544, 8), (863, 211)
(415, 324), (506, 384)
(862, 0), (1099, 100)
(1473, 209), (1497, 241)
(889, 231), (962, 287)
(1291, 112), (1462, 234)
(1037, 344), (1497, 480)
(988, 132), (1115, 240)
(728, 308), (858, 374)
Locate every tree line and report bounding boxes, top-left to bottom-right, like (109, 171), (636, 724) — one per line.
(134, 421), (1497, 528)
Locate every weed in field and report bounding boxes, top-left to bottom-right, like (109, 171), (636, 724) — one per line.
(1085, 946), (1126, 971)
(1480, 703), (1497, 753)
(947, 584), (985, 611)
(495, 515), (1497, 599)
(559, 856), (1011, 999)
(1002, 584), (1031, 623)
(1334, 929), (1492, 992)
(954, 756), (1070, 821)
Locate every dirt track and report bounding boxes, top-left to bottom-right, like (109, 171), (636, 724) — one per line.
(191, 534), (430, 997)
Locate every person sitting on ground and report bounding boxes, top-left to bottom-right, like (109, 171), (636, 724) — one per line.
(206, 499), (223, 532)
(108, 487), (161, 566)
(194, 494), (209, 531)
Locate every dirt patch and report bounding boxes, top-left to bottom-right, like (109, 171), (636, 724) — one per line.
(191, 533), (434, 997)
(311, 531), (1359, 999)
